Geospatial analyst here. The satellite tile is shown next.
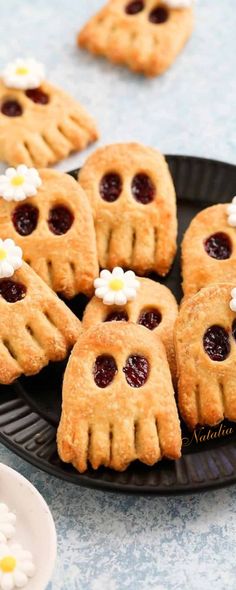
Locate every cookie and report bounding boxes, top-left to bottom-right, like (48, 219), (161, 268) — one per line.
(182, 203), (236, 297)
(0, 166), (99, 299)
(78, 143), (177, 276)
(83, 272), (178, 379)
(0, 238), (81, 384)
(78, 0), (194, 77)
(0, 58), (98, 167)
(175, 283), (236, 429)
(57, 322), (181, 472)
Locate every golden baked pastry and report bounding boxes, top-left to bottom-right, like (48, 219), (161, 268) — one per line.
(57, 322), (181, 472)
(0, 167), (99, 299)
(78, 0), (194, 77)
(182, 204), (236, 298)
(175, 283), (236, 429)
(0, 261), (81, 384)
(0, 58), (98, 167)
(83, 275), (178, 378)
(78, 143), (177, 276)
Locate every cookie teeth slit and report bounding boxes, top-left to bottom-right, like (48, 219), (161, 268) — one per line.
(25, 324), (44, 352)
(30, 312), (67, 360)
(222, 377), (236, 422)
(58, 119), (88, 151)
(23, 140), (37, 166)
(2, 339), (17, 360)
(198, 377), (224, 427)
(16, 142), (33, 167)
(47, 260), (54, 290)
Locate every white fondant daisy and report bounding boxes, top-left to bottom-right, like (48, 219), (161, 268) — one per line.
(227, 196), (236, 227)
(166, 0), (193, 7)
(0, 239), (22, 279)
(94, 267), (140, 306)
(230, 288), (236, 312)
(2, 58), (45, 90)
(0, 505), (16, 545)
(0, 166), (42, 202)
(0, 543), (35, 590)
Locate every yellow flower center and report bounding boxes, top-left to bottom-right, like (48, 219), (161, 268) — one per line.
(16, 66), (29, 75)
(11, 175), (24, 187)
(0, 248), (7, 261)
(0, 556), (16, 573)
(109, 278), (124, 291)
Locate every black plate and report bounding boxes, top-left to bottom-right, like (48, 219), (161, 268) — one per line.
(1, 155), (236, 494)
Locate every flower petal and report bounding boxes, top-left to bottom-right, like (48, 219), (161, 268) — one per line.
(103, 291), (116, 305)
(114, 292), (127, 305)
(112, 267), (124, 278)
(95, 287), (108, 298)
(100, 269), (112, 280)
(230, 298), (236, 312)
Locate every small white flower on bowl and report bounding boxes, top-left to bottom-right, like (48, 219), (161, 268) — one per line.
(0, 505), (16, 544)
(0, 165), (42, 202)
(2, 58), (45, 90)
(227, 196), (236, 227)
(94, 267), (140, 306)
(0, 239), (23, 279)
(0, 542), (35, 590)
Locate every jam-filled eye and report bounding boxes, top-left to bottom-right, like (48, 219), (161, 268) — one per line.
(149, 6), (169, 24)
(99, 173), (122, 202)
(203, 325), (230, 361)
(105, 310), (129, 322)
(25, 88), (49, 105)
(94, 355), (118, 388)
(1, 99), (23, 117)
(12, 204), (39, 236)
(125, 0), (144, 14)
(123, 355), (149, 387)
(138, 309), (162, 330)
(48, 206), (74, 235)
(131, 173), (155, 204)
(0, 279), (26, 303)
(204, 232), (232, 260)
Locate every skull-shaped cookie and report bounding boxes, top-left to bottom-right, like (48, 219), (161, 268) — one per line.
(83, 275), (178, 379)
(79, 143), (177, 276)
(57, 322), (181, 472)
(78, 0), (194, 77)
(0, 168), (99, 299)
(0, 260), (81, 384)
(175, 283), (236, 429)
(0, 59), (99, 167)
(182, 204), (236, 298)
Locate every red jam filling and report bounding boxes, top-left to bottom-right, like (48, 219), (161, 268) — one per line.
(48, 206), (74, 235)
(12, 204), (39, 236)
(131, 173), (155, 204)
(94, 355), (118, 388)
(0, 280), (26, 303)
(99, 173), (122, 202)
(123, 355), (149, 387)
(203, 325), (230, 361)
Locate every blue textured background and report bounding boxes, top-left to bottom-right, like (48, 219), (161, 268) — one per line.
(0, 1), (236, 589)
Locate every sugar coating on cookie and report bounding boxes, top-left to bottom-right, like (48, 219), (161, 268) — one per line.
(79, 143), (177, 277)
(57, 322), (181, 472)
(78, 0), (194, 77)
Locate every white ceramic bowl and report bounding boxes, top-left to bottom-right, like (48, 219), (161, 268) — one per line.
(0, 462), (57, 590)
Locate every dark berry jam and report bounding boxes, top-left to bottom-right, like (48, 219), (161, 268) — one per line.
(131, 173), (155, 204)
(99, 173), (122, 202)
(125, 0), (144, 14)
(48, 206), (74, 235)
(149, 6), (169, 24)
(138, 309), (162, 330)
(1, 100), (23, 117)
(12, 204), (39, 236)
(25, 88), (49, 105)
(204, 232), (232, 260)
(105, 310), (129, 322)
(94, 355), (117, 388)
(232, 319), (236, 341)
(203, 325), (230, 361)
(0, 279), (26, 303)
(123, 355), (149, 387)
